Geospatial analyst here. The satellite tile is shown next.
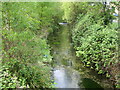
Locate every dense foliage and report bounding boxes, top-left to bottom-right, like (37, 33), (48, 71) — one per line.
(2, 2), (62, 88)
(62, 2), (119, 88)
(1, 2), (119, 89)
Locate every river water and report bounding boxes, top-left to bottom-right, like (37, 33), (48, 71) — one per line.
(48, 25), (113, 89)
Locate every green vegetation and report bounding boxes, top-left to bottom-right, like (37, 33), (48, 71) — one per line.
(2, 2), (62, 88)
(1, 2), (119, 89)
(61, 2), (119, 88)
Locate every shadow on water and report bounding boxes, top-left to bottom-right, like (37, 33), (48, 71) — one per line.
(81, 78), (104, 90)
(48, 24), (113, 89)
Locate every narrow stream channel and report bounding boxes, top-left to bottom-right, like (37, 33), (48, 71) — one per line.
(48, 25), (113, 89)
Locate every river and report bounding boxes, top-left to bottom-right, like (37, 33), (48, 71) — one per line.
(48, 25), (113, 89)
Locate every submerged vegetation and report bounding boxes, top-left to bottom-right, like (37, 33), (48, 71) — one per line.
(1, 2), (120, 89)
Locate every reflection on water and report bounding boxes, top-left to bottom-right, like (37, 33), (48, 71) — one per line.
(53, 66), (80, 88)
(50, 25), (81, 88)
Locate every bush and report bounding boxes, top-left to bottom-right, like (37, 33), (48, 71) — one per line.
(72, 13), (119, 87)
(2, 29), (53, 88)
